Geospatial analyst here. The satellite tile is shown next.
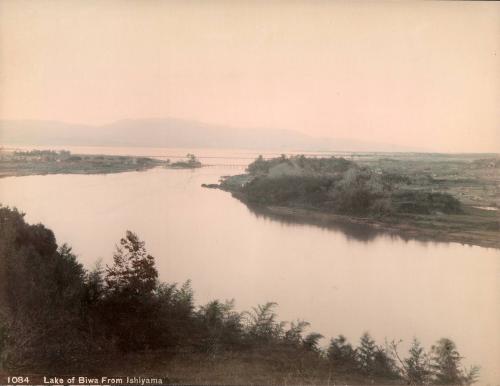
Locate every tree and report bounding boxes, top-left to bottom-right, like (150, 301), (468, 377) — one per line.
(303, 332), (323, 352)
(328, 335), (357, 372)
(430, 338), (465, 384)
(373, 344), (399, 379)
(244, 302), (285, 345)
(284, 320), (310, 347)
(105, 231), (158, 296)
(186, 153), (201, 167)
(154, 280), (197, 349)
(197, 299), (243, 355)
(404, 339), (431, 385)
(0, 206), (87, 370)
(356, 333), (398, 379)
(82, 261), (106, 348)
(462, 366), (480, 386)
(357, 332), (377, 374)
(84, 260), (105, 305)
(246, 155), (268, 175)
(103, 231), (159, 351)
(330, 167), (384, 214)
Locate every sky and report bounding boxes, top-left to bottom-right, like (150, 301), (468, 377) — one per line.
(0, 0), (498, 152)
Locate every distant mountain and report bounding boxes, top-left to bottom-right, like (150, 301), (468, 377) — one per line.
(0, 118), (419, 152)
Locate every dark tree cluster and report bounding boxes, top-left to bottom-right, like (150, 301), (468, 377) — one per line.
(168, 154), (202, 169)
(246, 155), (354, 176)
(240, 155), (463, 216)
(328, 334), (479, 385)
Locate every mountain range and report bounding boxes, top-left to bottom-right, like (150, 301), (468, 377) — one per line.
(0, 118), (420, 152)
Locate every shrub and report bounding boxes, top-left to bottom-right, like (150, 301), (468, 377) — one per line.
(392, 191), (462, 214)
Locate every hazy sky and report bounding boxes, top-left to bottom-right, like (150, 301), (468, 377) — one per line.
(0, 1), (498, 152)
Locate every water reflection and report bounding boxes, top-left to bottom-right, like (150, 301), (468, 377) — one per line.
(239, 199), (453, 248)
(243, 202), (381, 242)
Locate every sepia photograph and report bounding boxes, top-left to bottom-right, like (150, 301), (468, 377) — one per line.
(0, 1), (499, 385)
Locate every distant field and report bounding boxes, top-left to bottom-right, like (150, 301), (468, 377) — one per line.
(355, 153), (499, 209)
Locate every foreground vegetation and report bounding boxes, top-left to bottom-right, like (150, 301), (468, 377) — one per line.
(0, 149), (166, 178)
(217, 154), (499, 248)
(0, 206), (479, 385)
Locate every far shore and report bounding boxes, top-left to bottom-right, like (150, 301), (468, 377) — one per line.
(0, 158), (164, 178)
(0, 150), (206, 178)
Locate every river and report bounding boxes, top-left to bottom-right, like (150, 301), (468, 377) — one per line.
(0, 146), (499, 385)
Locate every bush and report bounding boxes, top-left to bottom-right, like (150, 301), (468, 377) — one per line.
(246, 155), (355, 176)
(242, 175), (335, 207)
(392, 191), (462, 214)
(239, 156), (465, 217)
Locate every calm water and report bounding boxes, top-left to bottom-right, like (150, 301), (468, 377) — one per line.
(1, 147), (499, 385)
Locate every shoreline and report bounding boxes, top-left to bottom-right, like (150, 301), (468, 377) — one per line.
(0, 152), (208, 179)
(266, 206), (500, 249)
(227, 191), (500, 249)
(0, 164), (210, 178)
(0, 153), (167, 179)
(1, 154), (497, 249)
(0, 166), (159, 179)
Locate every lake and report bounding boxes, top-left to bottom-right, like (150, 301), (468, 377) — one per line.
(1, 147), (499, 385)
